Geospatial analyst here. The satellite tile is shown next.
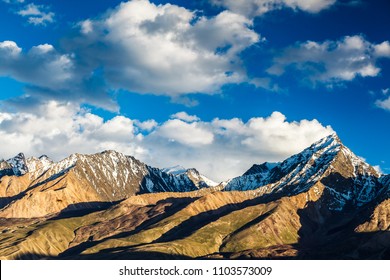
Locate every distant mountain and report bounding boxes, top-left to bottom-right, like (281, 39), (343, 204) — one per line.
(0, 134), (389, 260)
(0, 150), (215, 218)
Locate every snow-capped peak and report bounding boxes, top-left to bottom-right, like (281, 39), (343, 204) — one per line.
(312, 133), (340, 147)
(161, 165), (218, 187)
(161, 165), (188, 175)
(224, 133), (387, 211)
(6, 153), (28, 176)
(300, 133), (341, 158)
(225, 134), (342, 193)
(1, 153), (57, 178)
(25, 155), (54, 179)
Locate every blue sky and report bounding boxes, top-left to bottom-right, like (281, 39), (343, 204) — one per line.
(0, 0), (389, 180)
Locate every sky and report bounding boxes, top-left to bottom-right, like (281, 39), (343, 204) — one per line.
(0, 0), (389, 181)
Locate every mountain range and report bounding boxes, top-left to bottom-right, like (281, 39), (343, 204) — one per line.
(0, 133), (389, 259)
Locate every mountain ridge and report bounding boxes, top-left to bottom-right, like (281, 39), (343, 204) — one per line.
(0, 150), (215, 218)
(0, 134), (388, 217)
(0, 133), (389, 260)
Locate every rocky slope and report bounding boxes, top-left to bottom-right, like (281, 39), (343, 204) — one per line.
(0, 150), (214, 218)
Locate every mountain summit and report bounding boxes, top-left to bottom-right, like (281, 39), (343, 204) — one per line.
(225, 133), (383, 210)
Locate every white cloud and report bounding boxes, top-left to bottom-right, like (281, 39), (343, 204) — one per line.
(239, 112), (333, 154)
(90, 116), (137, 143)
(376, 96), (390, 111)
(134, 119), (158, 131)
(17, 3), (41, 16)
(155, 119), (214, 146)
(0, 101), (143, 161)
(374, 41), (390, 57)
(170, 112), (200, 122)
(267, 35), (390, 86)
(211, 0), (336, 18)
(141, 111), (334, 181)
(17, 3), (55, 26)
(67, 0), (260, 96)
(79, 19), (93, 34)
(30, 43), (55, 54)
(0, 103), (334, 181)
(285, 0), (336, 12)
(0, 40), (22, 57)
(0, 41), (73, 89)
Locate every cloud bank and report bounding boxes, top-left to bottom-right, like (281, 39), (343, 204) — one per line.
(0, 102), (334, 181)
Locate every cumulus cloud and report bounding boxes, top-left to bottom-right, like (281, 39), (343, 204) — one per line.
(155, 119), (215, 146)
(0, 102), (334, 181)
(267, 35), (390, 86)
(211, 0), (336, 18)
(65, 0), (260, 96)
(0, 41), (22, 57)
(0, 41), (73, 89)
(17, 3), (55, 26)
